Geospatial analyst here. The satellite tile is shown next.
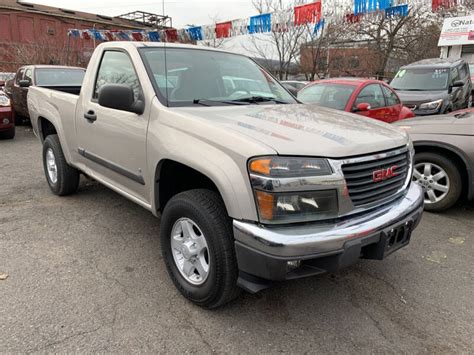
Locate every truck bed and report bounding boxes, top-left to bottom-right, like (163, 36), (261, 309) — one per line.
(41, 85), (81, 96)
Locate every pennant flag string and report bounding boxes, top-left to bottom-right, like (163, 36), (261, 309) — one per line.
(66, 0), (467, 43)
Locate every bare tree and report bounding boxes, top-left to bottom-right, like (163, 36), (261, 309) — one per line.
(243, 0), (307, 80)
(199, 14), (231, 49)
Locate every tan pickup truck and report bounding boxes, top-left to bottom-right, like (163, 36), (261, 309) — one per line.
(28, 42), (424, 308)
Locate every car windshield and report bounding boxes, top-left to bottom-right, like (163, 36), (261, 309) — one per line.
(391, 68), (449, 91)
(140, 47), (296, 106)
(469, 64), (474, 76)
(297, 83), (355, 110)
(35, 69), (85, 86)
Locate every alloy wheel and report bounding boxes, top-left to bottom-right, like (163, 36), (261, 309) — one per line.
(170, 217), (210, 285)
(45, 148), (58, 184)
(413, 162), (450, 205)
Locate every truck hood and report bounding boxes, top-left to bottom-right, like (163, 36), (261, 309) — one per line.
(174, 104), (408, 158)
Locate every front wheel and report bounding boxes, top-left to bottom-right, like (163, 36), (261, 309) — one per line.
(160, 189), (240, 308)
(42, 134), (80, 196)
(413, 152), (462, 212)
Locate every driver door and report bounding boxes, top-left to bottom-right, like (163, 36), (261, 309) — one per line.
(353, 84), (389, 122)
(76, 50), (149, 203)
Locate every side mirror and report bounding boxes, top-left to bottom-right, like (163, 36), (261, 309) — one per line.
(451, 80), (464, 88)
(98, 84), (144, 114)
(354, 102), (371, 112)
(19, 79), (31, 88)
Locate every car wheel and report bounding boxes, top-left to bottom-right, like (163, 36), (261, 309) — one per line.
(0, 126), (15, 139)
(160, 189), (240, 308)
(42, 134), (80, 196)
(413, 152), (462, 212)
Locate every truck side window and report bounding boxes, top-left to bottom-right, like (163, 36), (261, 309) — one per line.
(15, 69), (25, 84)
(24, 69), (33, 83)
(94, 51), (141, 101)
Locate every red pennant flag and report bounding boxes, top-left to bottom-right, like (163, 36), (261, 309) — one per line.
(131, 32), (143, 41)
(104, 31), (114, 41)
(165, 29), (178, 42)
(432, 0), (457, 10)
(82, 30), (91, 40)
(215, 21), (232, 38)
(294, 1), (321, 26)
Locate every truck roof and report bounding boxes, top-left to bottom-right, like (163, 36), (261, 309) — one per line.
(97, 41), (237, 55)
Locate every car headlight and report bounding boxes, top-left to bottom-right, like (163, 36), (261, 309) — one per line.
(248, 157), (338, 224)
(419, 99), (443, 111)
(0, 95), (10, 107)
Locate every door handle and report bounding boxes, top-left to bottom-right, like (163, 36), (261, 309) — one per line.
(84, 110), (97, 122)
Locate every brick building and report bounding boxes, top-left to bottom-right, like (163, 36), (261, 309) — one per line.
(300, 40), (402, 80)
(0, 1), (170, 71)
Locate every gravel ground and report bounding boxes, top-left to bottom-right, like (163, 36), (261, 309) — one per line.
(1, 127), (473, 353)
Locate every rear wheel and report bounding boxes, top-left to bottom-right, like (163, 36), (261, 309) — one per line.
(42, 134), (80, 196)
(160, 189), (240, 308)
(0, 126), (15, 139)
(413, 152), (462, 212)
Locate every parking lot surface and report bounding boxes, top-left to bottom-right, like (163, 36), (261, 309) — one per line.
(1, 127), (473, 353)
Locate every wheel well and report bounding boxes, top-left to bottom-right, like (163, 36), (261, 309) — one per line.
(414, 145), (469, 197)
(155, 160), (221, 212)
(39, 117), (57, 141)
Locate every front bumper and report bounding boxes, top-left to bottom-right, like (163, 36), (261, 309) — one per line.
(0, 107), (13, 131)
(234, 183), (424, 290)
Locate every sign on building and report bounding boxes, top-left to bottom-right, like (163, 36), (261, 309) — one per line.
(438, 15), (474, 47)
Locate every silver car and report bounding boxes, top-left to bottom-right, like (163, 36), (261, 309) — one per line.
(394, 109), (474, 211)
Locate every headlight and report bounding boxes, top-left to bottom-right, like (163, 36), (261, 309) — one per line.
(419, 99), (443, 111)
(249, 157), (332, 177)
(248, 156), (338, 224)
(0, 95), (10, 107)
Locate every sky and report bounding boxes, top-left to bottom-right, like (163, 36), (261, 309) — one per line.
(27, 0), (258, 28)
(27, 0), (267, 56)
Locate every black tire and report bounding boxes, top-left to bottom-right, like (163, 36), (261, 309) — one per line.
(42, 134), (80, 196)
(0, 126), (15, 139)
(160, 189), (240, 308)
(414, 152), (462, 212)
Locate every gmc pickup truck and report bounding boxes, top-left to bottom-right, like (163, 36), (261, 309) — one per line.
(28, 42), (424, 308)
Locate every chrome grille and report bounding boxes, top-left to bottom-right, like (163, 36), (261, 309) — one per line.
(342, 148), (410, 207)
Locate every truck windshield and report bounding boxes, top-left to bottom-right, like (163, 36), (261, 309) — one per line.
(140, 47), (296, 106)
(35, 69), (85, 87)
(391, 68), (449, 91)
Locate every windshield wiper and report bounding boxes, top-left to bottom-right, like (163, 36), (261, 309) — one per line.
(192, 99), (246, 106)
(231, 96), (290, 104)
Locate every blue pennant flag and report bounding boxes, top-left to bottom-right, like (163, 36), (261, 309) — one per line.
(187, 26), (203, 41)
(148, 31), (160, 42)
(90, 29), (104, 41)
(249, 13), (272, 34)
(313, 19), (325, 35)
(385, 4), (409, 18)
(356, 0), (393, 15)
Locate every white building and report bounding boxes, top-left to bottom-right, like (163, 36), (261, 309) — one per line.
(439, 14), (474, 64)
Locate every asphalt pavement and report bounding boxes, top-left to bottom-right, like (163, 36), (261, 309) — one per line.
(1, 127), (473, 353)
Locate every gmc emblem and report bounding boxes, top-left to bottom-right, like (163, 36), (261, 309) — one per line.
(373, 166), (398, 182)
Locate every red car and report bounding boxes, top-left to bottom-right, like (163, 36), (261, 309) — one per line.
(297, 78), (415, 123)
(0, 93), (14, 139)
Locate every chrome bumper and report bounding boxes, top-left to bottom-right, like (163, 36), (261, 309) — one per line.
(233, 183), (424, 258)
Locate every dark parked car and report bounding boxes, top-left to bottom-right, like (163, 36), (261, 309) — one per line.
(394, 110), (474, 211)
(0, 92), (14, 139)
(391, 58), (472, 116)
(5, 65), (85, 123)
